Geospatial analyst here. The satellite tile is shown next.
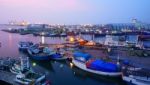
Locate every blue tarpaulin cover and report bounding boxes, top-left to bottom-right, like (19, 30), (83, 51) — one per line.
(87, 60), (118, 72)
(73, 52), (91, 62)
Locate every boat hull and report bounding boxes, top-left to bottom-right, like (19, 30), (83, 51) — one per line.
(49, 53), (67, 60)
(60, 35), (67, 37)
(138, 35), (150, 41)
(72, 60), (122, 77)
(50, 57), (67, 60)
(27, 49), (51, 60)
(122, 76), (150, 85)
(18, 47), (28, 52)
(31, 55), (51, 60)
(18, 42), (33, 52)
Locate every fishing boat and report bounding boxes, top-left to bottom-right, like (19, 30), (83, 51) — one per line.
(72, 52), (122, 77)
(18, 41), (33, 52)
(118, 36), (126, 41)
(15, 74), (32, 85)
(48, 33), (58, 37)
(15, 70), (46, 85)
(10, 57), (30, 74)
(49, 47), (67, 60)
(111, 32), (125, 36)
(10, 63), (22, 74)
(94, 33), (106, 37)
(10, 57), (46, 85)
(122, 66), (150, 85)
(77, 38), (88, 46)
(60, 33), (67, 37)
(138, 35), (150, 41)
(84, 41), (96, 46)
(50, 53), (67, 60)
(33, 32), (40, 36)
(27, 44), (52, 60)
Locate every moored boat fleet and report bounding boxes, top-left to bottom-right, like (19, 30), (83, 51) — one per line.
(17, 38), (150, 85)
(72, 51), (150, 85)
(19, 42), (66, 61)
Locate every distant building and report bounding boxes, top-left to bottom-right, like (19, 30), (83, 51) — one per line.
(105, 23), (150, 31)
(105, 23), (135, 31)
(27, 24), (49, 31)
(132, 18), (150, 30)
(104, 19), (150, 31)
(132, 18), (138, 24)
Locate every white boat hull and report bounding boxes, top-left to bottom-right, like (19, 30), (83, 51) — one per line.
(15, 78), (32, 85)
(122, 75), (150, 85)
(10, 67), (21, 74)
(72, 60), (122, 77)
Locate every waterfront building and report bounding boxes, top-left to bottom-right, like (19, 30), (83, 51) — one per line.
(27, 24), (49, 31)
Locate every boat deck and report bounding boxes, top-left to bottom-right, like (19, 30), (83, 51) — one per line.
(123, 68), (150, 77)
(0, 70), (19, 85)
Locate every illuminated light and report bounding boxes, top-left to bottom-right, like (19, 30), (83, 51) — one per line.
(69, 37), (75, 42)
(108, 48), (111, 52)
(32, 62), (36, 66)
(21, 22), (25, 26)
(70, 62), (74, 68)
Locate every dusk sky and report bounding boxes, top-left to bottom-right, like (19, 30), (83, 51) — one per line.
(0, 0), (150, 24)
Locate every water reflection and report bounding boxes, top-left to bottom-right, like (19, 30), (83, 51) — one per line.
(8, 33), (12, 47)
(41, 36), (45, 44)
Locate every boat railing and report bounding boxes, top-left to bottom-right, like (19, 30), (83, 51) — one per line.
(124, 67), (150, 78)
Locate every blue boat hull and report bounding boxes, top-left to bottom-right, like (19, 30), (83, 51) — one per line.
(31, 55), (51, 60)
(50, 53), (62, 59)
(19, 48), (28, 52)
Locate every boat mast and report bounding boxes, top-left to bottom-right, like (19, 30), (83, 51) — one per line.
(20, 57), (30, 71)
